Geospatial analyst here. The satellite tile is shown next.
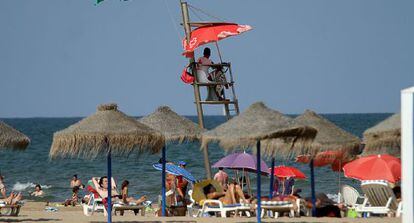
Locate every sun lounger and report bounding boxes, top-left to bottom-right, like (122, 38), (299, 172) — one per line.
(199, 199), (251, 218)
(260, 200), (299, 218)
(356, 180), (400, 217)
(0, 201), (21, 216)
(113, 203), (145, 216)
(340, 184), (366, 208)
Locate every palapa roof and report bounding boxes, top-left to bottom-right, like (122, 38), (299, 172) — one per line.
(201, 102), (317, 157)
(139, 106), (204, 143)
(291, 110), (361, 157)
(49, 103), (165, 159)
(363, 113), (400, 156)
(0, 121), (30, 149)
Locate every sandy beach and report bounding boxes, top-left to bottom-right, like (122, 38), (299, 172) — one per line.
(0, 201), (402, 223)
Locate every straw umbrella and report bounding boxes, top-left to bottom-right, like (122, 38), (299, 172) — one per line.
(202, 102), (317, 223)
(139, 105), (204, 216)
(291, 109), (361, 216)
(363, 113), (400, 156)
(0, 121), (30, 149)
(50, 103), (164, 223)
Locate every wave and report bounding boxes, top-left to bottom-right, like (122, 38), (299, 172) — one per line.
(12, 182), (52, 191)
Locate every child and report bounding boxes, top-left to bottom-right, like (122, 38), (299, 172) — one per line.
(64, 186), (79, 206)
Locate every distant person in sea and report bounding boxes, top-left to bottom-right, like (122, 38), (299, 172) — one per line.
(214, 167), (229, 189)
(0, 175), (7, 198)
(31, 184), (44, 197)
(63, 186), (80, 206)
(176, 161), (189, 203)
(70, 174), (84, 189)
(120, 180), (146, 205)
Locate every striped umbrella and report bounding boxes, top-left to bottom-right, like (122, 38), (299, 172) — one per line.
(153, 163), (196, 183)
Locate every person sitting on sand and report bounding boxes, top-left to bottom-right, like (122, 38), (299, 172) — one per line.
(120, 180), (146, 205)
(0, 191), (23, 205)
(31, 184), (44, 197)
(203, 183), (252, 205)
(305, 192), (344, 217)
(63, 186), (80, 206)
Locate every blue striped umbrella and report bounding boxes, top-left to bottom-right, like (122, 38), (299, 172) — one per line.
(153, 163), (196, 183)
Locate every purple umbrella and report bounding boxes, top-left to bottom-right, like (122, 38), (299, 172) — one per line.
(213, 152), (270, 175)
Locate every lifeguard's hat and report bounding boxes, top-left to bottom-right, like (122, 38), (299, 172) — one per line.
(178, 161), (187, 166)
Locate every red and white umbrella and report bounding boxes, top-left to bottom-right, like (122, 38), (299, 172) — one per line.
(182, 23), (252, 57)
(343, 154), (401, 183)
(296, 150), (351, 172)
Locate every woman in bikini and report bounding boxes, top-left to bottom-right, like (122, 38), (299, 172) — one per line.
(120, 180), (146, 205)
(204, 183), (251, 205)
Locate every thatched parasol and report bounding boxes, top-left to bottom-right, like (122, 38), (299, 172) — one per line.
(139, 105), (204, 216)
(139, 106), (204, 143)
(50, 103), (165, 159)
(291, 109), (361, 216)
(49, 103), (164, 223)
(291, 110), (361, 157)
(363, 113), (400, 156)
(201, 102), (317, 157)
(0, 121), (30, 149)
(202, 102), (317, 222)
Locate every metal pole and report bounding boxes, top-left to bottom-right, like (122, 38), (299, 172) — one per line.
(215, 41), (223, 63)
(269, 157), (275, 199)
(401, 86), (414, 223)
(180, 1), (212, 179)
(107, 148), (112, 223)
(310, 159), (316, 217)
(256, 140), (261, 223)
(161, 146), (166, 216)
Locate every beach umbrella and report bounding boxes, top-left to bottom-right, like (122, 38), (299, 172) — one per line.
(343, 154), (401, 183)
(212, 152), (270, 174)
(0, 121), (30, 149)
(296, 150), (353, 172)
(363, 113), (400, 156)
(270, 166), (306, 179)
(192, 179), (223, 203)
(291, 110), (361, 216)
(152, 163), (196, 183)
(182, 23), (252, 58)
(202, 102), (317, 223)
(139, 105), (204, 216)
(49, 103), (164, 223)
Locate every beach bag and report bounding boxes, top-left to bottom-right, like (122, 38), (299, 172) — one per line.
(180, 66), (194, 84)
(347, 208), (358, 218)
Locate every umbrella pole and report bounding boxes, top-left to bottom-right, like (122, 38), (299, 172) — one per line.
(256, 140), (262, 223)
(162, 146), (166, 217)
(310, 159), (316, 217)
(269, 157), (275, 199)
(107, 147), (112, 223)
(215, 41), (223, 63)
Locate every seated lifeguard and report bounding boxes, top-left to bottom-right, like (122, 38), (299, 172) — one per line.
(196, 47), (213, 83)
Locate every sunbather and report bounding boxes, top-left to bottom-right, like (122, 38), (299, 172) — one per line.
(92, 176), (120, 201)
(305, 192), (343, 217)
(120, 180), (146, 205)
(0, 175), (6, 199)
(204, 183), (251, 205)
(0, 192), (22, 205)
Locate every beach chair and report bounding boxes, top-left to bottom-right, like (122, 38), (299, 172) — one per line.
(356, 180), (400, 217)
(260, 199), (300, 218)
(198, 199), (251, 218)
(0, 201), (22, 216)
(187, 189), (201, 217)
(340, 184), (365, 208)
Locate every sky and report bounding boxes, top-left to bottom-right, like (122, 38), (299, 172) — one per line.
(0, 0), (413, 118)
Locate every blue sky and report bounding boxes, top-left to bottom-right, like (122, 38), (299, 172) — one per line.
(0, 0), (413, 118)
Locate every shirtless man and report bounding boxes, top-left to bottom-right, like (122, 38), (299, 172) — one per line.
(92, 176), (119, 216)
(214, 167), (228, 189)
(0, 175), (6, 199)
(70, 175), (83, 189)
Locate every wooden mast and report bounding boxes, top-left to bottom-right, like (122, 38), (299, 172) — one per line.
(180, 1), (212, 179)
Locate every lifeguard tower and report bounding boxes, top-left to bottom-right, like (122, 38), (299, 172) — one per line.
(179, 2), (251, 178)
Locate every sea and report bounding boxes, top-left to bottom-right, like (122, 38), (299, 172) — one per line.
(0, 114), (392, 203)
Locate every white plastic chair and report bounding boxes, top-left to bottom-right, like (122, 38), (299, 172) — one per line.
(340, 184), (365, 208)
(199, 199), (251, 218)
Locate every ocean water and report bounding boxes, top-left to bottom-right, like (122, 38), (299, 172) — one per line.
(0, 114), (391, 203)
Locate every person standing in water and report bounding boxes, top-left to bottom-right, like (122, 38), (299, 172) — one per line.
(70, 174), (83, 189)
(214, 167), (229, 189)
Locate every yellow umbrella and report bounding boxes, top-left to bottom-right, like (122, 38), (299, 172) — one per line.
(192, 179), (223, 203)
